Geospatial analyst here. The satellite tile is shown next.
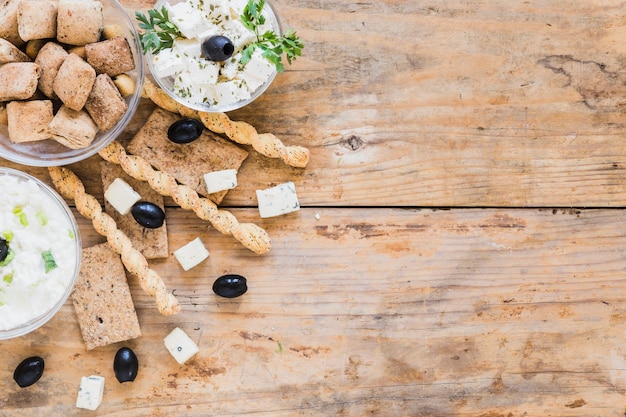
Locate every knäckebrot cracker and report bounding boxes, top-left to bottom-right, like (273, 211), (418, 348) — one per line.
(72, 243), (141, 350)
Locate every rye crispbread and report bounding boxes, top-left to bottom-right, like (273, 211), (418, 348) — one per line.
(71, 243), (141, 350)
(100, 161), (169, 259)
(127, 107), (248, 204)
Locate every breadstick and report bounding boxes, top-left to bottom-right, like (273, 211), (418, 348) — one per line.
(48, 166), (180, 316)
(142, 78), (310, 168)
(99, 141), (272, 255)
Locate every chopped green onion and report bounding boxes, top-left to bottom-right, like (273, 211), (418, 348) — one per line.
(36, 211), (48, 226)
(0, 249), (15, 267)
(2, 231), (13, 242)
(3, 272), (13, 284)
(14, 208), (28, 226)
(42, 250), (57, 273)
(68, 229), (75, 239)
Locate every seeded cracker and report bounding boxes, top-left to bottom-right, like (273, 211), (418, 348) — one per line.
(100, 161), (168, 259)
(71, 243), (141, 350)
(127, 107), (248, 204)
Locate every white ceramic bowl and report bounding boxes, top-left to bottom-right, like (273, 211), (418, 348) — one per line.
(0, 167), (81, 340)
(147, 0), (281, 113)
(0, 0), (144, 167)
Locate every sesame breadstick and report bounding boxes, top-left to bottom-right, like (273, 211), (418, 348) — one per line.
(142, 78), (310, 168)
(98, 141), (272, 255)
(48, 166), (180, 316)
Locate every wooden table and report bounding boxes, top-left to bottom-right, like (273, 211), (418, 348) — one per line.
(2, 0), (626, 415)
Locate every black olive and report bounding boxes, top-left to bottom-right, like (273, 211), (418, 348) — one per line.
(13, 356), (44, 388)
(212, 274), (247, 298)
(167, 118), (204, 144)
(114, 347), (139, 383)
(0, 239), (8, 262)
(131, 201), (165, 229)
(201, 35), (234, 62)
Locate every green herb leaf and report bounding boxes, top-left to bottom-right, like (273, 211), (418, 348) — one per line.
(42, 250), (57, 273)
(241, 0), (303, 73)
(3, 272), (13, 284)
(135, 7), (182, 55)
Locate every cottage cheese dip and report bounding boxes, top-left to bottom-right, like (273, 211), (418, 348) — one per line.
(0, 170), (80, 334)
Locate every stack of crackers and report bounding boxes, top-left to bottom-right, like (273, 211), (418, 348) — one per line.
(72, 106), (250, 350)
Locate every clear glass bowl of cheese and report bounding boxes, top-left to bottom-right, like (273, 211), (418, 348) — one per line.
(0, 0), (144, 167)
(146, 0), (281, 113)
(0, 167), (81, 340)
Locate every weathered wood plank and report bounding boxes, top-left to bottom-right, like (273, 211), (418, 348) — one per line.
(1, 208), (626, 416)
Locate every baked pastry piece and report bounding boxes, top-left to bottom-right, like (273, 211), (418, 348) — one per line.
(56, 0), (103, 46)
(0, 62), (40, 101)
(85, 73), (128, 132)
(48, 105), (99, 149)
(72, 243), (141, 350)
(85, 36), (135, 77)
(6, 100), (53, 143)
(0, 37), (29, 64)
(17, 0), (57, 41)
(53, 53), (96, 111)
(34, 41), (68, 99)
(0, 0), (23, 47)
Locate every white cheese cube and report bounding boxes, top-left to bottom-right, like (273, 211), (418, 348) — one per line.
(184, 57), (220, 86)
(76, 375), (105, 411)
(214, 80), (250, 105)
(104, 178), (141, 215)
(152, 48), (185, 78)
(221, 53), (243, 80)
(224, 19), (257, 50)
(167, 2), (211, 38)
(203, 169), (238, 194)
(256, 182), (300, 218)
(238, 50), (275, 91)
(164, 327), (200, 364)
(174, 237), (209, 271)
(201, 0), (229, 20)
(173, 38), (202, 59)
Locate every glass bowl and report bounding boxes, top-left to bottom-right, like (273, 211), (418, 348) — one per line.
(0, 167), (81, 340)
(0, 0), (144, 167)
(146, 0), (281, 113)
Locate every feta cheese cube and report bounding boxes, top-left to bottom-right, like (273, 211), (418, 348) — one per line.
(104, 178), (141, 215)
(76, 375), (105, 411)
(203, 169), (238, 194)
(152, 48), (185, 78)
(167, 2), (211, 38)
(238, 50), (275, 91)
(164, 327), (200, 364)
(214, 80), (250, 106)
(256, 182), (300, 218)
(224, 19), (256, 50)
(221, 53), (243, 80)
(174, 237), (209, 271)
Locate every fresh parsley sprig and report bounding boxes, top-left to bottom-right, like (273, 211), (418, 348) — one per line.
(240, 0), (304, 72)
(135, 7), (182, 55)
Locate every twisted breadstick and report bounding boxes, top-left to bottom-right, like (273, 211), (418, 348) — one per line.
(98, 141), (272, 255)
(48, 166), (180, 316)
(142, 78), (310, 168)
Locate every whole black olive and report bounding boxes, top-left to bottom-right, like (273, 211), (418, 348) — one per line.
(131, 201), (165, 229)
(167, 118), (204, 144)
(0, 239), (8, 262)
(212, 274), (248, 298)
(114, 347), (139, 383)
(13, 356), (44, 388)
(201, 35), (235, 62)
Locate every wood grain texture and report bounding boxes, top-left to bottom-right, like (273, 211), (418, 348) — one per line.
(2, 208), (626, 416)
(2, 0), (626, 416)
